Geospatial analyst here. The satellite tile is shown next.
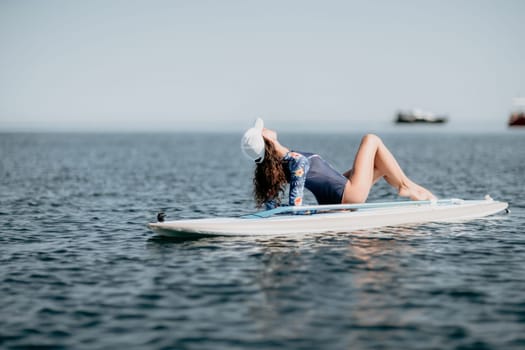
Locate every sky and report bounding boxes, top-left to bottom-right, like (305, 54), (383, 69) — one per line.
(0, 0), (524, 132)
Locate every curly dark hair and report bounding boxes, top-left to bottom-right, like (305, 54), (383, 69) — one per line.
(253, 140), (287, 208)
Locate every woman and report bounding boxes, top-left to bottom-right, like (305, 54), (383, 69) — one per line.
(241, 118), (436, 209)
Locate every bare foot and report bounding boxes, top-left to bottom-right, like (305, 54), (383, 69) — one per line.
(398, 181), (437, 201)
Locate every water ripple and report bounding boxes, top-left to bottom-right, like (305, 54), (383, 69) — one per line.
(1, 133), (524, 350)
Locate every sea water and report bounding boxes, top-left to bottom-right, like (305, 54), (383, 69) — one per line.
(1, 131), (524, 350)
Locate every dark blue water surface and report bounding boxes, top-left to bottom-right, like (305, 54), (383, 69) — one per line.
(1, 131), (524, 350)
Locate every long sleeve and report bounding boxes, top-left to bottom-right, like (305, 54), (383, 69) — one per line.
(286, 152), (309, 206)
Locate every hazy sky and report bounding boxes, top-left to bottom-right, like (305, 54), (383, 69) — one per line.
(0, 0), (523, 132)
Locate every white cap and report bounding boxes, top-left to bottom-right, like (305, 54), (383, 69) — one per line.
(241, 118), (265, 163)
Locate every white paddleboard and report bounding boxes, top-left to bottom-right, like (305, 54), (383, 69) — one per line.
(148, 197), (508, 237)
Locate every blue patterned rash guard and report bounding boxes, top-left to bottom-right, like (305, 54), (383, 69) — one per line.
(264, 151), (349, 210)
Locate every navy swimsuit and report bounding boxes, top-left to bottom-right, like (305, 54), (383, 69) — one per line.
(265, 151), (349, 209)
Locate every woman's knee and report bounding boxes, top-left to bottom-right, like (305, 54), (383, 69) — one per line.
(361, 133), (381, 146)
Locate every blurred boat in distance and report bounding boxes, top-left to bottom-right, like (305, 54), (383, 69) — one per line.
(509, 113), (525, 126)
(395, 109), (448, 124)
(508, 97), (525, 127)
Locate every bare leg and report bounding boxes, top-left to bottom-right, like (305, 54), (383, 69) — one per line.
(341, 134), (436, 203)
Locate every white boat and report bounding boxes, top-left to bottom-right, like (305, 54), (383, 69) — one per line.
(395, 109), (448, 124)
(148, 197), (508, 237)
